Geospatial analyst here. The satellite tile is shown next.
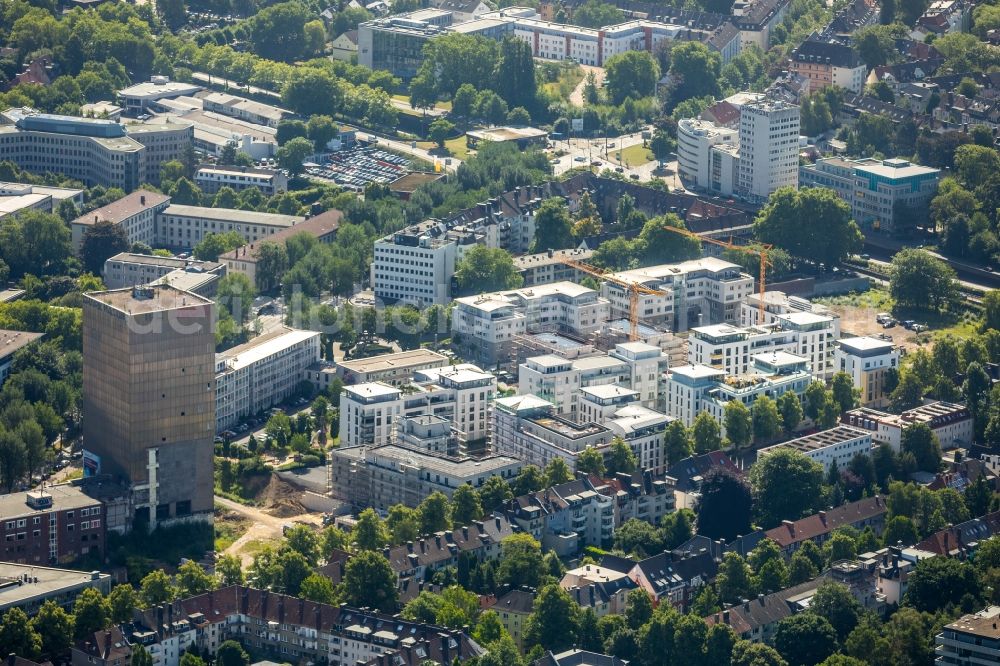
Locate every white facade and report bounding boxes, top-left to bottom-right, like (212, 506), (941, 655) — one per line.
(677, 118), (738, 190)
(491, 394), (612, 469)
(372, 230), (457, 307)
(156, 204), (303, 250)
(758, 425), (872, 472)
(736, 98), (800, 203)
(338, 364), (497, 447)
(664, 364), (727, 426)
(843, 401), (973, 453)
(103, 252), (223, 290)
(71, 190), (170, 251)
(605, 258), (755, 332)
(605, 403), (672, 473)
(194, 166), (288, 196)
(835, 336), (900, 407)
(215, 328), (321, 431)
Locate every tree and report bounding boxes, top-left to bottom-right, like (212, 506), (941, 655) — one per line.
(532, 198), (574, 252)
(889, 249), (959, 311)
(614, 518), (663, 558)
(606, 436), (637, 475)
(479, 475), (514, 512)
(282, 70), (343, 117)
(451, 484), (483, 527)
(497, 533), (545, 590)
(692, 411), (722, 453)
(882, 515), (919, 547)
(342, 551), (399, 612)
(625, 589), (653, 630)
(752, 395), (781, 442)
(901, 423), (941, 473)
(544, 457), (573, 486)
(831, 372), (859, 413)
(454, 246), (523, 294)
(108, 584), (138, 624)
(773, 614), (838, 666)
(452, 84), (477, 120)
(419, 491), (452, 534)
(299, 573), (336, 604)
(604, 51), (659, 105)
(716, 552), (756, 604)
(428, 118), (455, 149)
(571, 0), (623, 27)
(664, 420), (692, 466)
(305, 115), (338, 153)
(0, 608), (41, 659)
(495, 37), (537, 112)
(73, 587), (111, 639)
(0, 210), (72, 279)
(890, 370), (925, 412)
(193, 231), (244, 262)
(754, 187), (862, 266)
(811, 582), (863, 641)
(697, 466), (753, 541)
(31, 600), (73, 656)
(386, 504), (421, 545)
(354, 508), (389, 551)
(724, 400), (753, 450)
(576, 447), (606, 477)
(250, 1), (311, 61)
(668, 42), (722, 109)
(524, 584), (578, 651)
(157, 0), (186, 29)
(789, 550), (819, 585)
(277, 136), (314, 176)
(650, 129), (676, 164)
(132, 645), (153, 666)
(638, 214), (701, 264)
(749, 449), (824, 527)
(512, 465), (545, 495)
(216, 641), (250, 666)
(777, 391), (804, 433)
(176, 560), (215, 597)
(217, 273), (256, 324)
(955, 144), (1000, 189)
(904, 556), (979, 612)
(80, 220), (129, 275)
(216, 554), (244, 586)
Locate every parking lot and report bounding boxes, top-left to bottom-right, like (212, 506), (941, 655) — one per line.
(306, 147), (409, 191)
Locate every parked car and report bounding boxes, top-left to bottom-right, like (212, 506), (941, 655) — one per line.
(902, 320), (916, 330)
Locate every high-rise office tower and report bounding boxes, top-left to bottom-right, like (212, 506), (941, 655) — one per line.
(82, 285), (215, 529)
(737, 97), (800, 203)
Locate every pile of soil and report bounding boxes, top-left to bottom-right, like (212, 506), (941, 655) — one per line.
(261, 474), (308, 518)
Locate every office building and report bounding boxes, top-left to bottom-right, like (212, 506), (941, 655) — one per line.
(125, 122), (194, 185)
(221, 209), (341, 289)
(800, 157), (941, 232)
(157, 204), (303, 250)
(0, 329), (43, 385)
(789, 36), (867, 93)
(935, 606), (1000, 665)
(194, 166), (288, 196)
(737, 97), (800, 203)
(835, 336), (900, 407)
(215, 327), (321, 432)
(102, 253), (225, 292)
(371, 219), (466, 307)
(150, 107), (277, 159)
(0, 182), (84, 218)
(117, 77), (202, 113)
(358, 10), (456, 77)
(452, 282), (610, 367)
(604, 257), (755, 332)
(198, 91), (290, 128)
(677, 118), (738, 191)
(0, 109), (144, 190)
(333, 348), (449, 385)
(465, 126), (548, 150)
(843, 401), (973, 452)
(82, 286), (215, 528)
(338, 364), (496, 448)
(758, 425), (872, 472)
(0, 486), (105, 566)
(71, 190), (170, 252)
(0, 562), (111, 615)
(330, 443), (522, 510)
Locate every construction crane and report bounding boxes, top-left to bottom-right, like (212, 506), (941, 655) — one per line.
(558, 257), (666, 341)
(659, 225), (773, 322)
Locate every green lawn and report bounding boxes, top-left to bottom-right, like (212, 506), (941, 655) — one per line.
(617, 144), (654, 166)
(391, 93), (451, 112)
(541, 63), (584, 100)
(416, 135), (471, 161)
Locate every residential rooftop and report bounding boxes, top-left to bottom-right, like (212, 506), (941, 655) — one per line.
(0, 484), (100, 520)
(765, 425), (871, 454)
(337, 349), (448, 374)
(0, 329), (43, 360)
(71, 190), (169, 227)
(0, 562), (110, 611)
(161, 204), (303, 228)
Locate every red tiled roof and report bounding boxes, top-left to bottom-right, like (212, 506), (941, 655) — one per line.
(764, 496), (887, 548)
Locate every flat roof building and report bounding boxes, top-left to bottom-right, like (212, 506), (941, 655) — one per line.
(117, 76), (202, 113)
(334, 349), (449, 386)
(102, 252), (225, 295)
(843, 400), (973, 452)
(758, 425), (872, 472)
(0, 329), (43, 385)
(0, 561), (111, 614)
(194, 165), (288, 196)
(835, 335), (900, 407)
(935, 606), (1000, 664)
(0, 485), (106, 566)
(82, 286), (215, 529)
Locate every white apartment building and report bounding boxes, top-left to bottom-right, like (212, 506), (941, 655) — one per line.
(757, 425), (872, 472)
(741, 290), (836, 327)
(452, 282), (611, 367)
(194, 166), (288, 196)
(701, 352), (813, 434)
(519, 342), (669, 419)
(606, 403), (673, 473)
(579, 385), (640, 424)
(71, 190), (170, 251)
(215, 327), (321, 431)
(338, 364), (497, 447)
(775, 311), (840, 380)
(835, 336), (900, 407)
(666, 351), (812, 428)
(843, 401), (973, 452)
(737, 97), (800, 203)
(605, 258), (755, 332)
(157, 205), (303, 250)
(102, 252), (224, 290)
(677, 118), (738, 190)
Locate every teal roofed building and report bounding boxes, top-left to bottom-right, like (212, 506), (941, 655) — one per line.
(800, 156), (940, 232)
